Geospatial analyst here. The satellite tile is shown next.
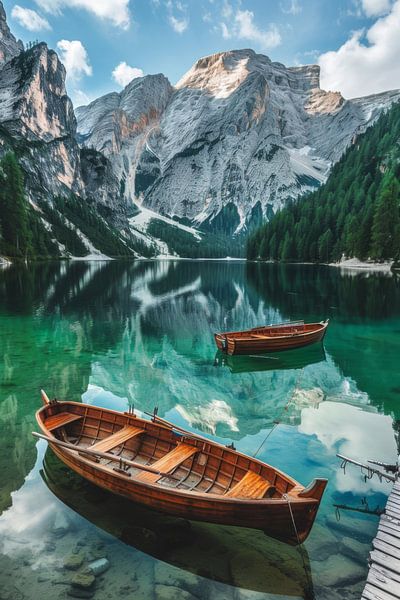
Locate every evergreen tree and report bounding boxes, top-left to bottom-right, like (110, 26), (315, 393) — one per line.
(370, 176), (400, 260)
(247, 101), (400, 263)
(0, 153), (31, 256)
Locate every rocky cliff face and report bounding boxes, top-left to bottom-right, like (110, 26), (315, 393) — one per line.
(0, 42), (85, 199)
(0, 2), (132, 257)
(77, 49), (400, 234)
(0, 2), (23, 68)
(1, 0), (399, 255)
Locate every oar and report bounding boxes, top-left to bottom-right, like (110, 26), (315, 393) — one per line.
(32, 432), (170, 478)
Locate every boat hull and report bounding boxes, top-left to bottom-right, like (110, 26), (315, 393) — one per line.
(49, 443), (319, 544)
(215, 320), (328, 355)
(35, 400), (327, 545)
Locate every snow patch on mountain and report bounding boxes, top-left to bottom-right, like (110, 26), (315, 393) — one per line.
(131, 205), (202, 240)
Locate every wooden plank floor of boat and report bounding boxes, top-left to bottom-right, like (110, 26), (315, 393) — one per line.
(90, 425), (144, 453)
(137, 443), (199, 483)
(225, 471), (274, 498)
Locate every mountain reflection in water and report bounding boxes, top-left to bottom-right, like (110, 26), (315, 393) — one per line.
(0, 260), (399, 600)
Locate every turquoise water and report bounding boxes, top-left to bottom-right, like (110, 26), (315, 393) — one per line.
(0, 260), (399, 600)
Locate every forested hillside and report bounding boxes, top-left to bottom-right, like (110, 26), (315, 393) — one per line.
(247, 102), (400, 263)
(0, 153), (140, 259)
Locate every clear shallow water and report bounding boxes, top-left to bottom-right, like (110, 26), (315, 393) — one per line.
(0, 260), (399, 600)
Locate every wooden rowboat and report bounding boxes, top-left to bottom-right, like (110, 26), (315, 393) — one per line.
(42, 449), (315, 596)
(214, 319), (329, 356)
(34, 391), (327, 545)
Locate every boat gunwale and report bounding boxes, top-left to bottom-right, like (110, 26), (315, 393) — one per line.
(35, 401), (317, 507)
(215, 320), (328, 342)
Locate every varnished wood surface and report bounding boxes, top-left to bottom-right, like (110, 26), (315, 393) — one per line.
(44, 412), (82, 431)
(214, 320), (328, 355)
(90, 425), (144, 453)
(225, 470), (274, 499)
(35, 400), (327, 545)
(137, 443), (199, 483)
(362, 474), (400, 600)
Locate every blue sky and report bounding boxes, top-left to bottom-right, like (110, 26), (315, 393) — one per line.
(3, 0), (400, 105)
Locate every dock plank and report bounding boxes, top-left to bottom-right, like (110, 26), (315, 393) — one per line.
(370, 549), (400, 575)
(362, 462), (400, 599)
(367, 569), (400, 598)
(370, 564), (400, 585)
(363, 583), (400, 600)
(373, 538), (400, 561)
(382, 514), (400, 528)
(386, 505), (400, 519)
(387, 497), (400, 508)
(376, 529), (400, 549)
(379, 522), (400, 541)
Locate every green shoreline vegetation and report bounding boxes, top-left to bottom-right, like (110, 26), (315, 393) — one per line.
(0, 152), (243, 262)
(2, 102), (400, 263)
(247, 102), (400, 264)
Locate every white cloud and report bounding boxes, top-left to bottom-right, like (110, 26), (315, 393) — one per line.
(361, 0), (391, 16)
(57, 40), (92, 82)
(319, 0), (400, 98)
(34, 0), (130, 29)
(221, 0), (233, 19)
(281, 0), (302, 15)
(221, 9), (281, 50)
(166, 0), (189, 33)
(11, 5), (51, 31)
(168, 14), (188, 32)
(112, 61), (144, 87)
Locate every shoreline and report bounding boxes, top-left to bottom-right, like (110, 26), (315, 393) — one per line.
(0, 255), (397, 268)
(328, 258), (393, 272)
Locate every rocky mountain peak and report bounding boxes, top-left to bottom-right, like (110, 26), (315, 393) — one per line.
(0, 41), (75, 142)
(288, 64), (321, 91)
(176, 49), (262, 99)
(0, 1), (23, 68)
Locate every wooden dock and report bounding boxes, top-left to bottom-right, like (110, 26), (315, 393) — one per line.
(362, 477), (400, 600)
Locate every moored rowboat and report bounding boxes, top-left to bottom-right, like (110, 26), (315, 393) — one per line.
(34, 391), (327, 545)
(214, 319), (329, 355)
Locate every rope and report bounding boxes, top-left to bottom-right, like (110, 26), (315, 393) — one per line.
(252, 368), (304, 458)
(283, 493), (315, 600)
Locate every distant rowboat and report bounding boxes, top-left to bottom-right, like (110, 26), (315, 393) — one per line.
(214, 319), (329, 356)
(34, 391), (327, 545)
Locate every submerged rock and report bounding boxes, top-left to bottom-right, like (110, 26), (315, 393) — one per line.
(71, 571), (95, 590)
(63, 553), (85, 571)
(317, 554), (366, 587)
(340, 536), (370, 565)
(305, 523), (339, 561)
(154, 562), (204, 597)
(230, 549), (301, 596)
(325, 514), (374, 544)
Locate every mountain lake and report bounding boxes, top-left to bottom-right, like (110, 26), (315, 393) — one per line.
(0, 259), (399, 600)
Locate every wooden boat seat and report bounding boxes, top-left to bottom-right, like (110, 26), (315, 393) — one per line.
(44, 412), (82, 432)
(90, 425), (144, 453)
(225, 471), (275, 499)
(137, 443), (199, 483)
